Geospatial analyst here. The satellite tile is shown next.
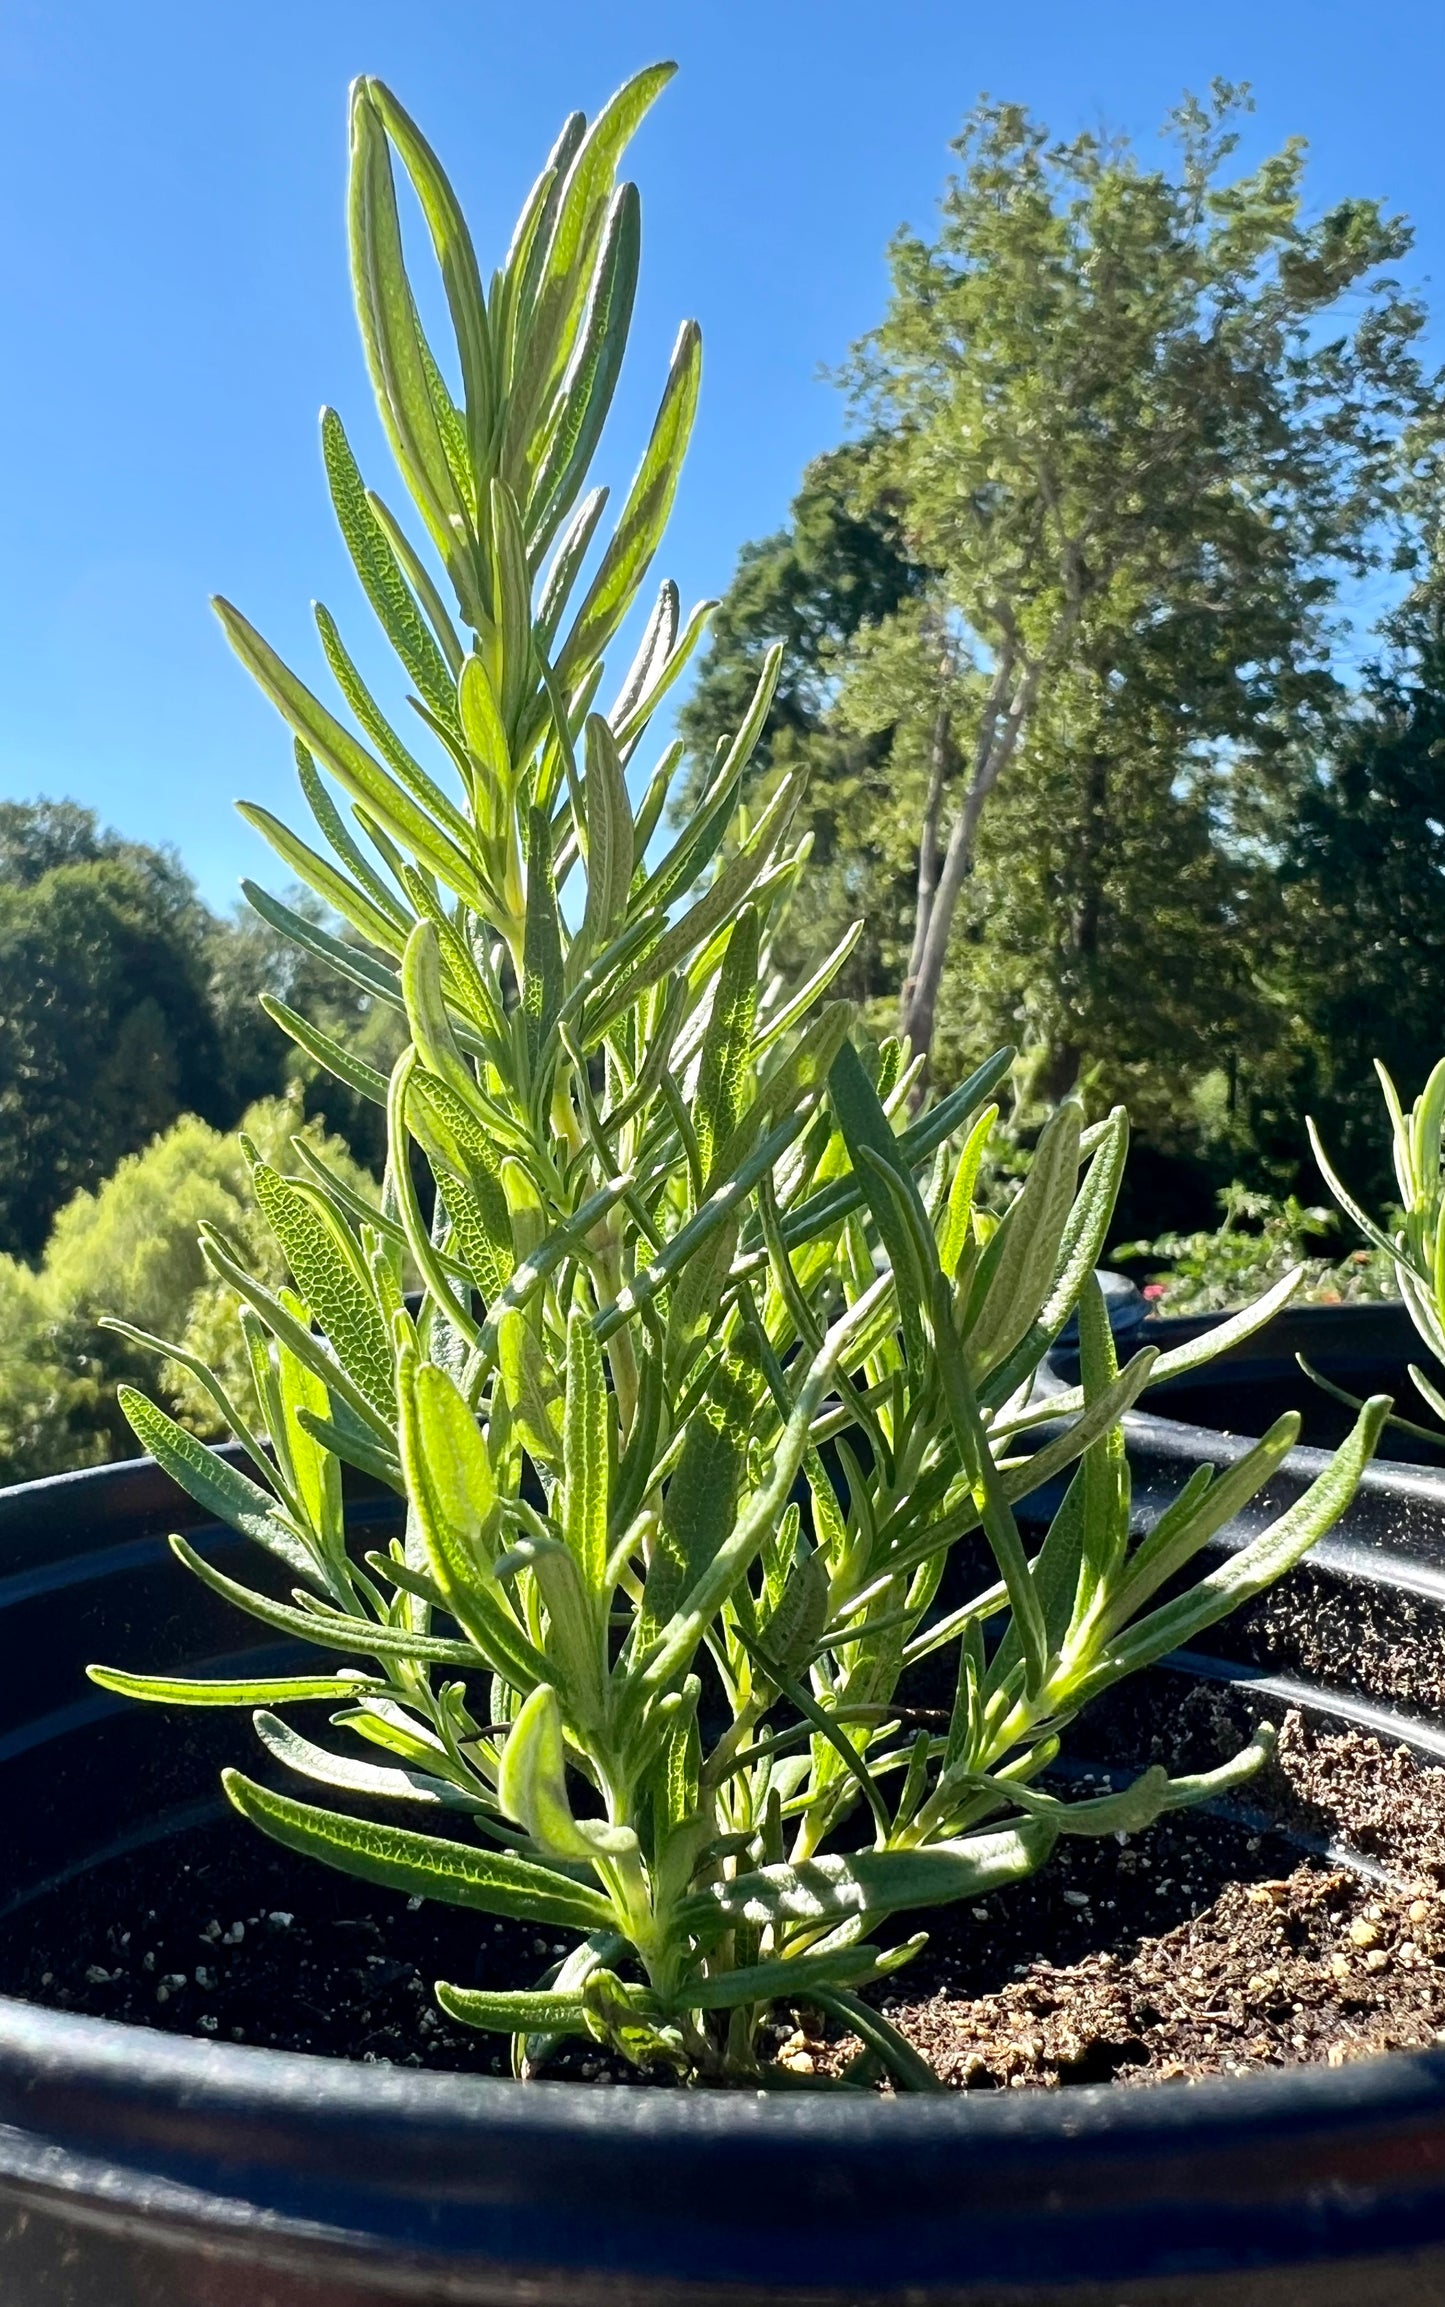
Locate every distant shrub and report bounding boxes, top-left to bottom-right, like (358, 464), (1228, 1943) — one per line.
(0, 1093), (376, 1484)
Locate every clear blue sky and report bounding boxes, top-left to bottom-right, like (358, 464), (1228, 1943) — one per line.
(2, 0), (1443, 911)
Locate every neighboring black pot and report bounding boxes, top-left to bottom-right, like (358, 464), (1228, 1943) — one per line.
(6, 1446), (1445, 2303)
(1052, 1293), (1441, 1463)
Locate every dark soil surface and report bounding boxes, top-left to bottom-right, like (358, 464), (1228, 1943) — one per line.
(0, 1821), (562, 2075)
(4, 1696), (1445, 2091)
(809, 1712), (1445, 2089)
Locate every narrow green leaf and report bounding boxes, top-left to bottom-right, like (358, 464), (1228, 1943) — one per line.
(681, 1819), (1056, 1940)
(557, 318), (701, 685)
(252, 1710), (485, 1810)
(540, 64), (674, 357)
(398, 1340), (485, 1523)
(563, 1310), (610, 1595)
(811, 1987), (944, 2092)
(87, 1668), (366, 1707)
(537, 486), (609, 650)
(494, 132), (571, 385)
(166, 1532), (479, 1665)
(362, 82), (496, 473)
(387, 1057), (485, 1350)
(676, 1938), (917, 2014)
(1095, 1394), (1390, 1683)
(964, 1100), (1083, 1383)
(497, 1683), (634, 1861)
(828, 1039), (933, 1366)
(580, 713), (635, 957)
(313, 602), (467, 828)
(405, 1073), (515, 1298)
(225, 1770), (612, 1928)
(611, 596), (717, 749)
(348, 83), (475, 582)
(1102, 1413), (1300, 1631)
(197, 1223), (394, 1447)
(435, 1983), (590, 2033)
(400, 921), (480, 1109)
(938, 1103), (997, 1280)
(643, 1355), (751, 1635)
(262, 995), (390, 1109)
(489, 475), (534, 726)
(527, 181), (639, 551)
(1309, 1115), (1420, 1275)
(980, 1105), (1129, 1409)
(217, 600), (483, 903)
(781, 1047), (1016, 1252)
(241, 879), (408, 1022)
(319, 408), (460, 724)
(291, 736), (415, 929)
(498, 1310), (564, 1465)
(115, 1387), (314, 1581)
(694, 907), (759, 1189)
(987, 1347), (1159, 1520)
(237, 802), (405, 958)
(458, 652), (511, 799)
(293, 1404), (405, 1491)
(249, 1158), (394, 1419)
(523, 805), (565, 1063)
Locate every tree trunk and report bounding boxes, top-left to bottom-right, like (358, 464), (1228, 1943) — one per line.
(897, 553), (1091, 1080)
(899, 652), (1040, 1071)
(900, 703), (955, 1019)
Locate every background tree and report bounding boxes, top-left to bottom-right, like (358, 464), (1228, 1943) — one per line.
(849, 87), (1430, 1075)
(0, 800), (400, 1258)
(0, 816), (227, 1255)
(676, 444), (925, 1005)
(686, 88), (1435, 1133)
(1272, 573), (1445, 1205)
(0, 1092), (377, 1483)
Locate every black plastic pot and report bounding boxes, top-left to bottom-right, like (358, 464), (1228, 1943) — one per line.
(1053, 1294), (1440, 1462)
(6, 1441), (1445, 2303)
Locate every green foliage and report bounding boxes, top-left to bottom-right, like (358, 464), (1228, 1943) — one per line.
(1313, 1060), (1445, 1447)
(684, 87), (1435, 1133)
(675, 440), (921, 792)
(0, 1096), (373, 1484)
(205, 894), (408, 1168)
(91, 69), (1385, 2090)
(1271, 596), (1445, 1207)
(1116, 1184), (1394, 1317)
(0, 799), (396, 1259)
(0, 829), (228, 1257)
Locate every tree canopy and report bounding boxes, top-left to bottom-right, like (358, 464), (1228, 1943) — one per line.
(685, 86), (1441, 1175)
(0, 829), (227, 1255)
(0, 800), (396, 1258)
(0, 1093), (376, 1483)
(1273, 578), (1445, 1201)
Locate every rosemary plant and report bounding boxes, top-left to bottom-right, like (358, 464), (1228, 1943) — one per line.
(92, 69), (1386, 2088)
(1313, 1060), (1445, 1447)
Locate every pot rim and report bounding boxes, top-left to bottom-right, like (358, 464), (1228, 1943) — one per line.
(4, 1988), (1445, 2147)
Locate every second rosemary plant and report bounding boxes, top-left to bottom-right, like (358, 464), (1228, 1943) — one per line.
(92, 66), (1386, 2088)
